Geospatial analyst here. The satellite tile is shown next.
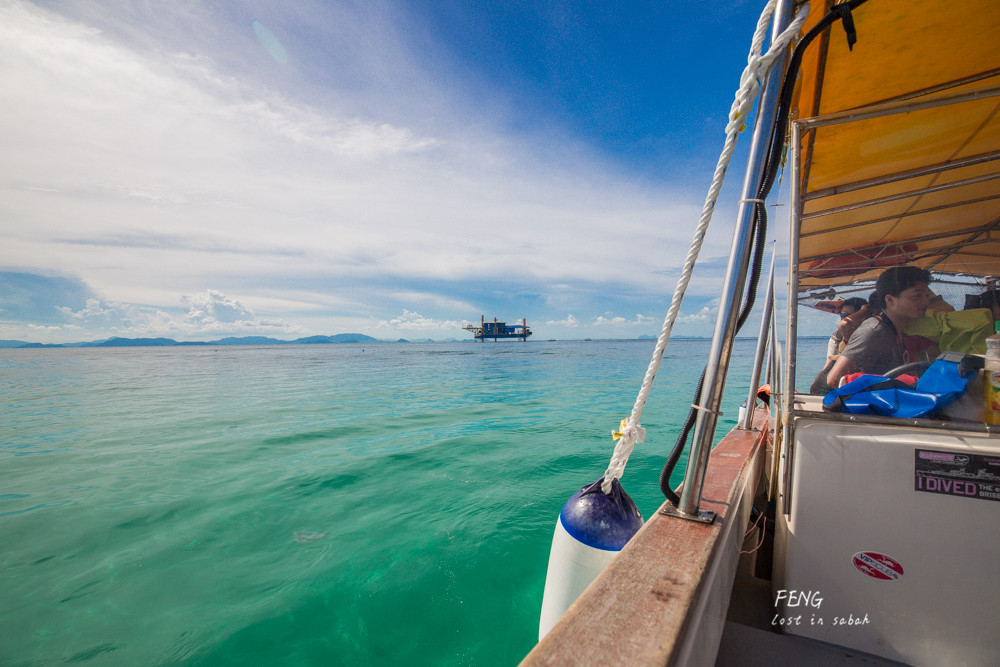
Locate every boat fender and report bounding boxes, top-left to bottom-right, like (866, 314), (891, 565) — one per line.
(538, 477), (643, 640)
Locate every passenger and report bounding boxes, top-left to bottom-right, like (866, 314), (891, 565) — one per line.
(834, 295), (874, 352)
(827, 266), (933, 388)
(866, 290), (881, 316)
(810, 297), (867, 394)
(904, 289), (1000, 355)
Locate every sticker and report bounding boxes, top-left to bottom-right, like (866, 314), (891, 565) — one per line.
(853, 551), (903, 581)
(914, 449), (1000, 503)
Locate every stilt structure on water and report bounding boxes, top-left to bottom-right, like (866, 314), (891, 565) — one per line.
(463, 316), (532, 342)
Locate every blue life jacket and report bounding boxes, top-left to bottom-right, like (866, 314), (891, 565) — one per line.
(822, 353), (983, 419)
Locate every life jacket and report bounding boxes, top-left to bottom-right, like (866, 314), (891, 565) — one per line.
(822, 353), (983, 419)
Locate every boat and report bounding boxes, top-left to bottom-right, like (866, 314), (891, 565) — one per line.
(463, 316), (532, 341)
(522, 0), (999, 664)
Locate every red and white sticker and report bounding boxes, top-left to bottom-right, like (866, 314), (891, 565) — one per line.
(853, 551), (904, 580)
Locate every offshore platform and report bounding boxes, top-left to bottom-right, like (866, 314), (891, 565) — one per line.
(463, 316), (532, 342)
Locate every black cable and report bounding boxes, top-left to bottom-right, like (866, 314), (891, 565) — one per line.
(660, 0), (871, 503)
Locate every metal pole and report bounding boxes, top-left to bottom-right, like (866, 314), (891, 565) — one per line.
(675, 0), (793, 519)
(784, 121), (802, 426)
(780, 120), (803, 516)
(769, 296), (782, 406)
(739, 242), (777, 430)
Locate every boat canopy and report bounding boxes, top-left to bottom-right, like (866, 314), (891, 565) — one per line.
(791, 0), (1000, 288)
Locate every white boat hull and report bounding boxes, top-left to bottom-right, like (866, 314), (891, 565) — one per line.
(776, 417), (1000, 666)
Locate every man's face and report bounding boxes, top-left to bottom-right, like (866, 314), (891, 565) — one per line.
(885, 282), (932, 322)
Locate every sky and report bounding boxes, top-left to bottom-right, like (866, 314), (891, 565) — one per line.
(0, 0), (821, 343)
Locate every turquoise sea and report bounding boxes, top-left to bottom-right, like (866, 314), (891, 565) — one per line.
(1, 338), (825, 666)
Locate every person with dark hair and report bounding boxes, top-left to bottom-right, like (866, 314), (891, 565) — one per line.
(866, 290), (881, 316)
(827, 266), (934, 387)
(837, 291), (882, 349)
(810, 297), (869, 394)
(832, 297), (871, 353)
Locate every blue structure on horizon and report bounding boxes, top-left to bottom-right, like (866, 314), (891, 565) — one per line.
(464, 316), (532, 342)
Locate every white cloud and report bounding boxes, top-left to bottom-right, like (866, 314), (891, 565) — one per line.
(55, 298), (170, 331)
(375, 310), (465, 332)
(592, 313), (655, 328)
(183, 290), (255, 325)
(24, 287), (301, 341)
(635, 314), (657, 326)
(28, 297), (178, 340)
(176, 290), (300, 335)
(27, 323), (80, 333)
(547, 314), (580, 327)
(676, 305), (717, 324)
(386, 291), (476, 313)
(57, 298), (111, 320)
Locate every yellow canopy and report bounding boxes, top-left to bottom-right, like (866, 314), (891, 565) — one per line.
(790, 0), (1000, 288)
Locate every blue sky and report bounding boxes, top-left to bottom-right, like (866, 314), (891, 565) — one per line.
(1, 0), (817, 343)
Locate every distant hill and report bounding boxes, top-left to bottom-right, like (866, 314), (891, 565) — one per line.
(206, 336), (285, 346)
(0, 333), (383, 348)
(95, 337), (182, 347)
(293, 334), (378, 344)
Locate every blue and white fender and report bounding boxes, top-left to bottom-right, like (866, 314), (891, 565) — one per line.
(538, 477), (643, 639)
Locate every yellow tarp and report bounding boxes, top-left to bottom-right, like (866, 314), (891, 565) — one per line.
(790, 0), (1000, 287)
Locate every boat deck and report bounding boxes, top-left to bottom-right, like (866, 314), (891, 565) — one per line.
(716, 621), (906, 666)
(716, 541), (907, 666)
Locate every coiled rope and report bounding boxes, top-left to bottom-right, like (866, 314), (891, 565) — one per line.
(600, 0), (810, 494)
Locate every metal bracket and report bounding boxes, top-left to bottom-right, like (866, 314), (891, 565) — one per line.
(660, 504), (716, 524)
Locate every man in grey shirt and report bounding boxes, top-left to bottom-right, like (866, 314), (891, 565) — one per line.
(827, 267), (933, 387)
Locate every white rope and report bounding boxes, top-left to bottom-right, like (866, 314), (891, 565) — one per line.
(600, 0), (810, 494)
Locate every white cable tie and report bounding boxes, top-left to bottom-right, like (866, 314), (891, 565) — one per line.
(740, 198), (766, 204)
(691, 403), (724, 417)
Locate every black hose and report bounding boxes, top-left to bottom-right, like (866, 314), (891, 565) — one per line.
(660, 0), (871, 503)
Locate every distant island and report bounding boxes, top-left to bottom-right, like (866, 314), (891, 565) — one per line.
(0, 333), (385, 349)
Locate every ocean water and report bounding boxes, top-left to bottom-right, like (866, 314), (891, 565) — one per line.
(1, 338), (825, 666)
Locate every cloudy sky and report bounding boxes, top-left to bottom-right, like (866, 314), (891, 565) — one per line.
(1, 0), (811, 343)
